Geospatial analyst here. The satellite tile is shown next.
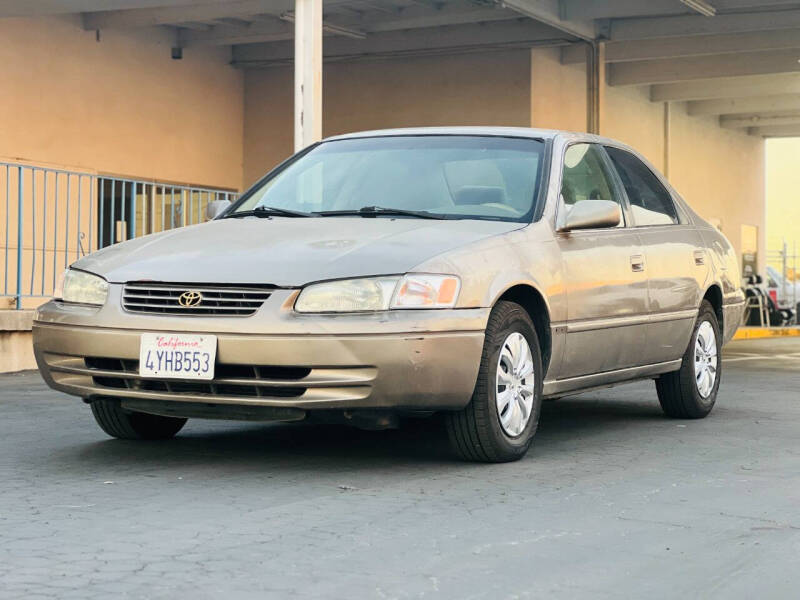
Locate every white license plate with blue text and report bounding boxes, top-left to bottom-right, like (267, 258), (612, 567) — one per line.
(139, 333), (217, 380)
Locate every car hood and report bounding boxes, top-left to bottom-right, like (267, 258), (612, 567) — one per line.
(74, 217), (525, 286)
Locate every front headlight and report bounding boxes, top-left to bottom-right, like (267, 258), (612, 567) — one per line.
(59, 269), (109, 306)
(294, 274), (461, 313)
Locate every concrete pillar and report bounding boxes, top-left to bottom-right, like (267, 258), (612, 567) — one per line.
(294, 0), (322, 152)
(586, 41), (605, 135)
(663, 102), (671, 178)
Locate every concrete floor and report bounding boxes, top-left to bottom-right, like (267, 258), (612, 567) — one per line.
(1, 338), (799, 599)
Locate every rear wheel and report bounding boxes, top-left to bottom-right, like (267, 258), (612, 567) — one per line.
(445, 301), (543, 462)
(656, 300), (721, 419)
(90, 398), (187, 440)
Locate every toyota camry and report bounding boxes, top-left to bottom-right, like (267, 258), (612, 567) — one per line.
(33, 128), (745, 462)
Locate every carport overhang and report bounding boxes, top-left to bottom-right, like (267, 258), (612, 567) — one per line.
(4, 1), (800, 146)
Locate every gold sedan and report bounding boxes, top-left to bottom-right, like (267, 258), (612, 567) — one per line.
(33, 128), (745, 462)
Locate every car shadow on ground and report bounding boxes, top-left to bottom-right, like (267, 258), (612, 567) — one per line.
(46, 393), (674, 475)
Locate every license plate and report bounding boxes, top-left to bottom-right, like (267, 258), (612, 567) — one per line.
(139, 333), (217, 380)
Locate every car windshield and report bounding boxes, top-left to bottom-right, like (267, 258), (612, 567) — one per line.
(229, 135), (546, 222)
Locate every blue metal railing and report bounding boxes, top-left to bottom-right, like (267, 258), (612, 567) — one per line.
(1, 161), (237, 309)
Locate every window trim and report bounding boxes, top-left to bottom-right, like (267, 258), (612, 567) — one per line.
(554, 140), (633, 234)
(603, 144), (684, 229)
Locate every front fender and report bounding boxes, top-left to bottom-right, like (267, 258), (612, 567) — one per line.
(410, 225), (564, 321)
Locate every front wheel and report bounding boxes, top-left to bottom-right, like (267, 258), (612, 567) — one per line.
(445, 301), (543, 462)
(90, 399), (187, 440)
(656, 300), (721, 419)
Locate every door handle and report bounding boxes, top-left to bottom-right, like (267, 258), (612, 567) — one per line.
(630, 254), (645, 272)
(694, 250), (706, 266)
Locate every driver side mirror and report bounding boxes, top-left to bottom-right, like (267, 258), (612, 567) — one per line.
(558, 199), (621, 232)
(205, 199), (231, 221)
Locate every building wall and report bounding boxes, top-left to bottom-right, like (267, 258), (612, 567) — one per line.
(603, 84), (666, 172)
(243, 51), (532, 185)
(0, 332), (36, 372)
(243, 67), (293, 186)
(0, 311), (35, 372)
(765, 138), (800, 253)
(669, 103), (765, 270)
(0, 15), (244, 190)
(529, 47), (586, 132)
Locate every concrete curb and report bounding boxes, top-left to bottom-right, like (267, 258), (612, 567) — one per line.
(733, 327), (800, 340)
(0, 310), (34, 332)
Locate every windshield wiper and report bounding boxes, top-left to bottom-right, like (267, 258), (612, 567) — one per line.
(317, 206), (449, 220)
(225, 205), (314, 219)
(256, 205), (314, 217)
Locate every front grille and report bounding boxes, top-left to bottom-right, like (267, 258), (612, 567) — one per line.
(84, 357), (309, 398)
(122, 282), (273, 316)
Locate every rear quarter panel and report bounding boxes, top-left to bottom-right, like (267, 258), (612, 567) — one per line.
(698, 226), (742, 301)
(697, 224), (745, 343)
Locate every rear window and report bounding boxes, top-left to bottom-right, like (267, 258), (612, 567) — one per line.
(605, 146), (679, 226)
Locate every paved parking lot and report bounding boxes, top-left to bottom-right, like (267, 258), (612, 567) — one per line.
(2, 338), (799, 599)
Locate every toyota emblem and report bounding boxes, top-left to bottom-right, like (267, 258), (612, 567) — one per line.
(178, 291), (203, 307)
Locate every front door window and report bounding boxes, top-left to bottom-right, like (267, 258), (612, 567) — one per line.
(561, 143), (625, 227)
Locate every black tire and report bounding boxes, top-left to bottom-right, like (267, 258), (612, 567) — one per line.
(90, 398), (187, 440)
(445, 301), (543, 463)
(656, 300), (721, 419)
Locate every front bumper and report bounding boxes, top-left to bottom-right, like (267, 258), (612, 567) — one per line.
(33, 290), (487, 414)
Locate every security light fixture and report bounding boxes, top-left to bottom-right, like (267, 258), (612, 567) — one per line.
(680, 0), (716, 16)
(279, 11), (366, 39)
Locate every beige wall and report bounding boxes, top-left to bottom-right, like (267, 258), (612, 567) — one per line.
(0, 332), (36, 372)
(530, 47), (586, 132)
(603, 84), (666, 172)
(244, 51), (532, 185)
(529, 49), (666, 169)
(669, 103), (765, 269)
(0, 16), (243, 190)
(0, 308), (35, 371)
(243, 67), (293, 186)
(765, 138), (800, 252)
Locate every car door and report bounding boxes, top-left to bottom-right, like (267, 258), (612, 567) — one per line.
(556, 142), (649, 379)
(604, 146), (705, 365)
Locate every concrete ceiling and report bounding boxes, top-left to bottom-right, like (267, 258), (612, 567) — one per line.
(4, 0), (800, 137)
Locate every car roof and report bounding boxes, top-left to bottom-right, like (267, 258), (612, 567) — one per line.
(323, 126), (622, 146)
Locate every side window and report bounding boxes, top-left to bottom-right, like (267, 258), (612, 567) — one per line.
(605, 147), (679, 226)
(561, 143), (625, 226)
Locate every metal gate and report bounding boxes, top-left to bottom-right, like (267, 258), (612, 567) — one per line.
(1, 161), (237, 309)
